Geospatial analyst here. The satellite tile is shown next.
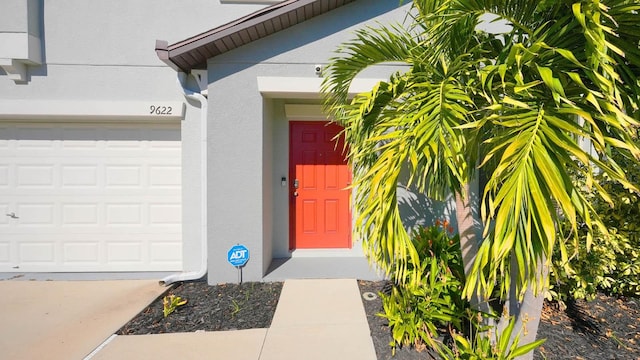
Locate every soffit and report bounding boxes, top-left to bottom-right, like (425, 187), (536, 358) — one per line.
(156, 0), (357, 72)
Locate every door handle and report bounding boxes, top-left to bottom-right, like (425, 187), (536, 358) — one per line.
(6, 212), (18, 219)
(293, 191), (298, 197)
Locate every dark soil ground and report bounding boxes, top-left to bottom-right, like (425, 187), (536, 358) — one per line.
(119, 280), (640, 359)
(118, 281), (282, 334)
(358, 281), (640, 360)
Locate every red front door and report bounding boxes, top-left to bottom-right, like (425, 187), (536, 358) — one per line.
(289, 121), (351, 249)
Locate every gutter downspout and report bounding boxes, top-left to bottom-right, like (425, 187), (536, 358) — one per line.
(160, 72), (208, 286)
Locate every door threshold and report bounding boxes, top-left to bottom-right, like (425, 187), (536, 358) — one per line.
(290, 248), (362, 258)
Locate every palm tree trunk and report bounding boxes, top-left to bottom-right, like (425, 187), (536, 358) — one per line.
(497, 255), (547, 360)
(455, 179), (492, 316)
(456, 179), (546, 359)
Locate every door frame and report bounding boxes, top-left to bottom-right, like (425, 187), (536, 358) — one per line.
(288, 120), (351, 251)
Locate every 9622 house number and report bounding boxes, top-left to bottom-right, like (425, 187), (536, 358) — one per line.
(150, 105), (173, 115)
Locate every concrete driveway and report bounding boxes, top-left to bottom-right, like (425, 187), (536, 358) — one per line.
(0, 279), (166, 360)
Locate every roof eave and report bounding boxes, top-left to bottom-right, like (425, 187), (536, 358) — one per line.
(155, 40), (184, 72)
(155, 0), (356, 73)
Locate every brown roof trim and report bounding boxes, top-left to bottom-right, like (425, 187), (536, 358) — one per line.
(156, 0), (357, 73)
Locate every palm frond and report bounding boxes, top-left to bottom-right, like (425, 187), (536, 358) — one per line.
(322, 0), (640, 302)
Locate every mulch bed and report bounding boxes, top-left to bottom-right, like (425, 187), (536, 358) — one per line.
(535, 294), (640, 359)
(358, 280), (640, 360)
(118, 281), (282, 334)
(118, 280), (639, 360)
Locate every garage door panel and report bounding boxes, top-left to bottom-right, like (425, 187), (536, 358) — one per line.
(106, 204), (143, 225)
(107, 242), (143, 263)
(2, 227), (182, 268)
(0, 122), (182, 272)
(62, 204), (99, 225)
(61, 165), (99, 187)
(0, 242), (10, 262)
(149, 242), (181, 262)
(105, 166), (143, 187)
(149, 166), (181, 187)
(17, 165), (55, 188)
(63, 242), (100, 263)
(0, 165), (8, 186)
(16, 204), (56, 226)
(10, 199), (181, 226)
(19, 242), (56, 263)
(0, 203), (9, 226)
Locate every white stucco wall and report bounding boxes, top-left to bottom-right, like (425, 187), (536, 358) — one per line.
(0, 1), (270, 275)
(205, 0), (421, 284)
(0, 0), (464, 281)
(0, 0), (42, 80)
(0, 0), (37, 34)
(0, 1), (267, 98)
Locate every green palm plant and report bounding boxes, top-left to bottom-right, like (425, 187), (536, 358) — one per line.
(322, 0), (640, 356)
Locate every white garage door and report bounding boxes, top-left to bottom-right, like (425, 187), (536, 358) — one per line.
(0, 122), (182, 272)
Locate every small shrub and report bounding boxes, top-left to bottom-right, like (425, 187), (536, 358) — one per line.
(379, 221), (467, 352)
(439, 316), (545, 360)
(552, 153), (640, 301)
(163, 294), (187, 318)
(551, 227), (640, 301)
(379, 221), (545, 358)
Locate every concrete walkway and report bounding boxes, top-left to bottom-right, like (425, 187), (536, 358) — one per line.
(92, 279), (377, 360)
(0, 280), (166, 360)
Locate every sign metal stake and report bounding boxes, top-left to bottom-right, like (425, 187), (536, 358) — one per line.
(227, 243), (249, 284)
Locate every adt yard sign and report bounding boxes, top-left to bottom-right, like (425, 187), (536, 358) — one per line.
(227, 244), (249, 267)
